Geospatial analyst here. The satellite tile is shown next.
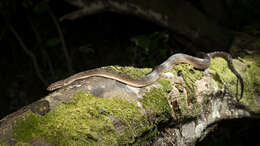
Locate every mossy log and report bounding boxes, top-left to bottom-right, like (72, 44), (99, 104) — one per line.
(0, 34), (260, 145)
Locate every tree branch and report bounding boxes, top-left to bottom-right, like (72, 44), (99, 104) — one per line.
(46, 4), (73, 73)
(7, 23), (48, 87)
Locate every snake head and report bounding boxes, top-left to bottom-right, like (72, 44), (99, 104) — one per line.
(47, 80), (65, 91)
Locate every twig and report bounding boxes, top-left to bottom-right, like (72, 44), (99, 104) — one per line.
(7, 23), (48, 87)
(46, 4), (73, 73)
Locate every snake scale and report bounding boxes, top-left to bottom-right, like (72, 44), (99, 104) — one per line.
(47, 51), (244, 99)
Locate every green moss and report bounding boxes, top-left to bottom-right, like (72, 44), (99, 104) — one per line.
(169, 64), (204, 118)
(103, 65), (152, 79)
(242, 56), (260, 110)
(191, 100), (202, 116)
(210, 56), (260, 111)
(241, 47), (260, 97)
(158, 78), (173, 92)
(176, 85), (189, 117)
(12, 92), (154, 145)
(173, 83), (202, 118)
(133, 126), (158, 146)
(0, 141), (10, 146)
(210, 58), (242, 98)
(173, 64), (204, 97)
(15, 142), (30, 146)
(140, 88), (173, 124)
(173, 64), (203, 117)
(209, 58), (234, 91)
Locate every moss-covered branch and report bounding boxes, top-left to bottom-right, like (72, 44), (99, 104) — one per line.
(1, 34), (260, 146)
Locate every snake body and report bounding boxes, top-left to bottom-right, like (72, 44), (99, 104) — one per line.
(47, 51), (244, 99)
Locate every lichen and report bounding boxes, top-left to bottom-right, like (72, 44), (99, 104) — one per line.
(12, 92), (155, 145)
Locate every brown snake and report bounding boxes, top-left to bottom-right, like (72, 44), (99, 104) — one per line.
(47, 51), (244, 99)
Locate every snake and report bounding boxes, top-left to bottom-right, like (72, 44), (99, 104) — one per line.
(47, 51), (244, 99)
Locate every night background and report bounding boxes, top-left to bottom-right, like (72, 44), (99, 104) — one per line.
(0, 0), (260, 145)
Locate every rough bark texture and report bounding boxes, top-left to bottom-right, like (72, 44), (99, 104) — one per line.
(61, 0), (232, 51)
(0, 33), (260, 146)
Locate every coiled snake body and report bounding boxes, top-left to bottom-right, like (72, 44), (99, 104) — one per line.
(47, 51), (244, 99)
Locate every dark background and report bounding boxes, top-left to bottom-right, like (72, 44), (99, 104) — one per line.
(0, 0), (260, 145)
